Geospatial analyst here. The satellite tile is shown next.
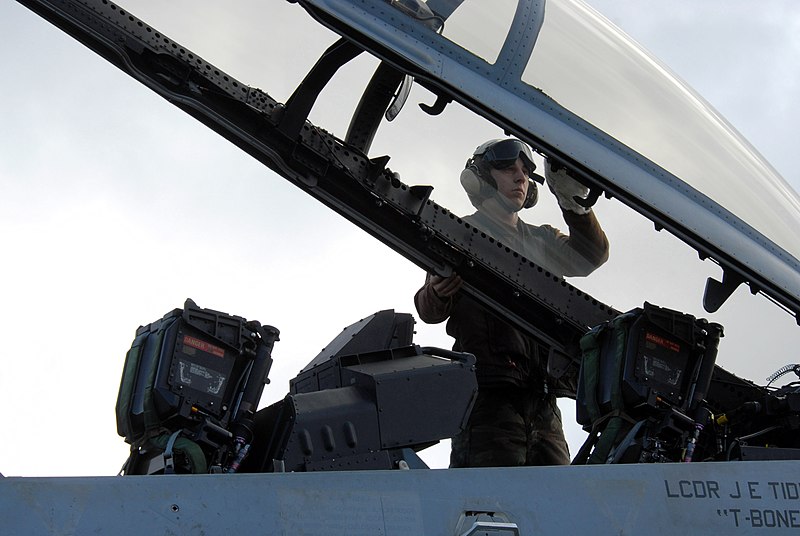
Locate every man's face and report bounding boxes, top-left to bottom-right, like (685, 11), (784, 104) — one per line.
(489, 157), (530, 211)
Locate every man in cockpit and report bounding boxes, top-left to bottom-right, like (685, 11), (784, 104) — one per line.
(414, 138), (609, 467)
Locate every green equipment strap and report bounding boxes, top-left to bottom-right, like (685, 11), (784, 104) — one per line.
(576, 310), (641, 464)
(149, 432), (208, 474)
(579, 324), (605, 424)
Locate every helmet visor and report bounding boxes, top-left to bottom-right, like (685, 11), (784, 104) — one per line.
(480, 139), (536, 172)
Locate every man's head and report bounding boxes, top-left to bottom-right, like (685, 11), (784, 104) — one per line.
(460, 138), (541, 212)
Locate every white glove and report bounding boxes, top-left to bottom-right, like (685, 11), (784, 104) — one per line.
(545, 161), (590, 214)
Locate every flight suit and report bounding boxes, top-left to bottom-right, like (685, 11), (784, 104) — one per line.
(415, 209), (609, 467)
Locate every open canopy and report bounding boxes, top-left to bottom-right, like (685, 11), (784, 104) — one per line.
(6, 0), (800, 477)
(299, 0), (800, 319)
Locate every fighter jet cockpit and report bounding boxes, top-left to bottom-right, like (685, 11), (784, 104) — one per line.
(6, 1), (800, 533)
(5, 0), (800, 479)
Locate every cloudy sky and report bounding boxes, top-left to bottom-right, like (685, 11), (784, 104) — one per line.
(1, 0), (798, 476)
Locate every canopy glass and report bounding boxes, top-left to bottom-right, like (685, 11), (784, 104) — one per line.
(439, 0), (800, 261)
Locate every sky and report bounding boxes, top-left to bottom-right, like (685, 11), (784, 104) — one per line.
(1, 0), (799, 476)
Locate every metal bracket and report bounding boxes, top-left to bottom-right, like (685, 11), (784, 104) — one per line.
(347, 63), (407, 153)
(574, 185), (603, 208)
(419, 93), (451, 115)
(278, 38), (363, 139)
(456, 512), (520, 536)
(365, 155), (392, 187)
(459, 522), (520, 536)
(703, 269), (744, 313)
(162, 429), (183, 475)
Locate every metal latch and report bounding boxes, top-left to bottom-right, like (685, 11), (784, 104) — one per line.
(456, 512), (520, 536)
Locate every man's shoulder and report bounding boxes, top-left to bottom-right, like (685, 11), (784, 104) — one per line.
(519, 219), (559, 237)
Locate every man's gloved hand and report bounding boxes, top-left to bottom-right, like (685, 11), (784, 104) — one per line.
(428, 273), (462, 300)
(544, 161), (591, 214)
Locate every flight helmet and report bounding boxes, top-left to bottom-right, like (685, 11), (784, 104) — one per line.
(460, 138), (539, 211)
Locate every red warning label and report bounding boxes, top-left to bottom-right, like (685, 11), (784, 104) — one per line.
(183, 335), (225, 358)
(645, 332), (680, 353)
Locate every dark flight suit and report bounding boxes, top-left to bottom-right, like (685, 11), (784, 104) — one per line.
(415, 209), (609, 467)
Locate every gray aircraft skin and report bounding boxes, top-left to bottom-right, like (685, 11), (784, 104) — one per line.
(3, 0), (800, 535)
